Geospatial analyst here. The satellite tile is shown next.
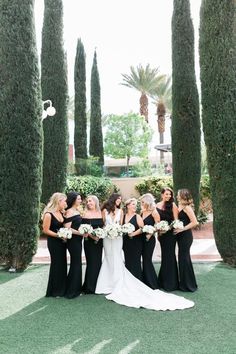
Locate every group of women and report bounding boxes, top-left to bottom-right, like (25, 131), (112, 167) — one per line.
(42, 187), (198, 311)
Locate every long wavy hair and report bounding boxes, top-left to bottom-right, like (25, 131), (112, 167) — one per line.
(178, 189), (194, 208)
(160, 187), (174, 219)
(42, 192), (66, 219)
(102, 193), (121, 213)
(66, 191), (81, 210)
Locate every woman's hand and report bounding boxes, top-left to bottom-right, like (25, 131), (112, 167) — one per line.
(173, 228), (184, 235)
(146, 233), (152, 241)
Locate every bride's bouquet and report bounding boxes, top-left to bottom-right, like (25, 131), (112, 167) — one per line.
(171, 219), (184, 230)
(57, 227), (72, 241)
(155, 221), (170, 234)
(142, 225), (156, 241)
(78, 224), (94, 240)
(121, 223), (135, 239)
(104, 223), (123, 239)
(92, 227), (106, 244)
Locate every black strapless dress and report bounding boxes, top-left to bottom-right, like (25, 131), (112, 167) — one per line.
(142, 214), (158, 289)
(123, 214), (143, 281)
(82, 217), (104, 294)
(64, 214), (83, 298)
(177, 210), (198, 292)
(46, 212), (67, 297)
(157, 208), (179, 291)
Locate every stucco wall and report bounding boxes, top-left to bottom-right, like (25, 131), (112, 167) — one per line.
(111, 177), (143, 200)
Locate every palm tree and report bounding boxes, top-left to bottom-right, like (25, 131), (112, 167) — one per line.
(150, 75), (172, 162)
(121, 64), (164, 123)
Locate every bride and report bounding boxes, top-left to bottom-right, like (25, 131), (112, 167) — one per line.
(95, 193), (194, 311)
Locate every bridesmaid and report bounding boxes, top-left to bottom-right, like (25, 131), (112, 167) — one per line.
(123, 198), (144, 281)
(42, 192), (67, 297)
(64, 191), (83, 299)
(156, 187), (179, 291)
(140, 193), (160, 289)
(174, 189), (198, 292)
(82, 195), (104, 294)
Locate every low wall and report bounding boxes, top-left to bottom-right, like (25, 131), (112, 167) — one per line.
(111, 177), (143, 200)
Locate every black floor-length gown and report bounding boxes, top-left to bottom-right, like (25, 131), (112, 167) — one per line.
(123, 214), (143, 281)
(142, 214), (159, 289)
(64, 214), (83, 299)
(82, 217), (104, 294)
(157, 208), (179, 291)
(177, 210), (198, 292)
(46, 213), (67, 297)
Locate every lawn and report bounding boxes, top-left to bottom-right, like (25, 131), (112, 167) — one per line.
(0, 263), (235, 354)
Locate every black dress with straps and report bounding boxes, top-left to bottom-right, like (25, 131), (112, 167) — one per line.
(142, 214), (158, 289)
(177, 210), (198, 292)
(156, 207), (179, 291)
(123, 214), (143, 281)
(64, 214), (83, 299)
(46, 212), (67, 297)
(82, 217), (104, 294)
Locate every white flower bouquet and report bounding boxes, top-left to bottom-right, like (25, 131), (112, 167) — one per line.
(78, 224), (93, 235)
(121, 223), (135, 239)
(104, 224), (123, 239)
(142, 225), (156, 241)
(171, 219), (184, 230)
(155, 221), (170, 233)
(92, 227), (106, 243)
(57, 227), (72, 240)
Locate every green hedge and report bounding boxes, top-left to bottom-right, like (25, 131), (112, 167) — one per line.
(66, 175), (119, 202)
(135, 175), (211, 223)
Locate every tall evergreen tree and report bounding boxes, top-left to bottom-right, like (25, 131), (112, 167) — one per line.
(74, 41), (87, 148)
(41, 0), (68, 203)
(199, 0), (236, 265)
(89, 50), (104, 166)
(0, 0), (43, 269)
(171, 0), (201, 211)
(74, 38), (87, 175)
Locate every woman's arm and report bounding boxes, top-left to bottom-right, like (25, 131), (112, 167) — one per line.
(152, 209), (160, 223)
(42, 213), (58, 238)
(129, 214), (144, 237)
(119, 209), (124, 225)
(173, 203), (179, 220)
(175, 206), (198, 234)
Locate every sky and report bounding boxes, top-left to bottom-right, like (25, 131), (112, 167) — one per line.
(34, 0), (202, 118)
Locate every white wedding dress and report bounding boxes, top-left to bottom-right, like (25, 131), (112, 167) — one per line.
(95, 210), (194, 311)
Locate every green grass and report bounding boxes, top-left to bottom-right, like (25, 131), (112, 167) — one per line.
(0, 263), (235, 354)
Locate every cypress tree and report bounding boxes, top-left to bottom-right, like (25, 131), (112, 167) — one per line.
(41, 0), (68, 203)
(0, 0), (43, 269)
(89, 50), (104, 167)
(171, 0), (201, 211)
(74, 38), (87, 175)
(199, 0), (236, 265)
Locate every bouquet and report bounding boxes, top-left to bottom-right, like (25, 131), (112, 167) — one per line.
(78, 224), (94, 240)
(171, 219), (184, 230)
(104, 223), (123, 239)
(142, 225), (156, 241)
(92, 227), (106, 244)
(57, 227), (72, 240)
(121, 223), (135, 239)
(155, 221), (170, 234)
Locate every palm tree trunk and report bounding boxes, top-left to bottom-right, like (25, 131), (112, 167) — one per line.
(140, 93), (148, 122)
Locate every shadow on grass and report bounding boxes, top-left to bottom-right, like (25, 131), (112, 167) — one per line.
(0, 263), (235, 354)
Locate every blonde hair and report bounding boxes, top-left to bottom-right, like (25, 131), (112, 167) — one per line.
(42, 192), (66, 219)
(86, 195), (100, 212)
(124, 198), (137, 208)
(140, 193), (156, 211)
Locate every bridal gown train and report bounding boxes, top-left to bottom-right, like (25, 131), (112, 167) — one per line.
(95, 210), (194, 311)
